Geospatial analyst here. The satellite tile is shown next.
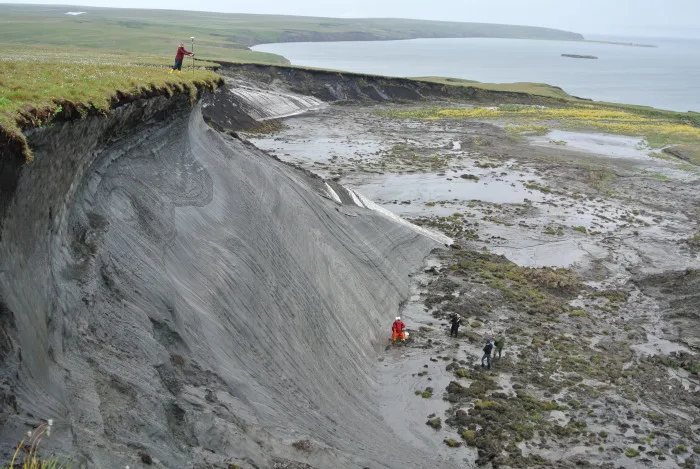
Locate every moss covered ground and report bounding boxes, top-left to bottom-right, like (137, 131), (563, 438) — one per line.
(418, 246), (700, 467)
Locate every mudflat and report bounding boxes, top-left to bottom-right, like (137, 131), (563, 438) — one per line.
(247, 101), (700, 468)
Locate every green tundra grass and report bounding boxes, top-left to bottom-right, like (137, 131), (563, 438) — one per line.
(0, 45), (222, 160)
(0, 4), (583, 64)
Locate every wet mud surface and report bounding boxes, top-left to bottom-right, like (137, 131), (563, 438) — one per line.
(247, 104), (700, 468)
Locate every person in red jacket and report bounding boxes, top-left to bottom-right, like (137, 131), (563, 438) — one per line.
(170, 43), (194, 73)
(392, 316), (406, 342)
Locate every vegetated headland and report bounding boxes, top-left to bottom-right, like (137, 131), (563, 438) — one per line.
(1, 12), (700, 469)
(585, 39), (657, 48)
(0, 3), (584, 65)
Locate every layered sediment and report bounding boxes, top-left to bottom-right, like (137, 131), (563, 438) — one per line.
(0, 84), (448, 468)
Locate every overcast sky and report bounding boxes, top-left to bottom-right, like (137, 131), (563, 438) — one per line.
(7, 0), (700, 37)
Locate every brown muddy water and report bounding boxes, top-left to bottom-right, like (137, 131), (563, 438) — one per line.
(246, 103), (700, 468)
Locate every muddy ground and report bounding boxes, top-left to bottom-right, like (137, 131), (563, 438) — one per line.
(245, 103), (700, 468)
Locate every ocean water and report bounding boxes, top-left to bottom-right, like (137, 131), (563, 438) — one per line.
(253, 36), (700, 112)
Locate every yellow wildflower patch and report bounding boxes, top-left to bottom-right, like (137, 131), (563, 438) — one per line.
(386, 105), (700, 159)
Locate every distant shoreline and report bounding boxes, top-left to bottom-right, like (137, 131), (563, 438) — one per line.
(584, 39), (657, 48)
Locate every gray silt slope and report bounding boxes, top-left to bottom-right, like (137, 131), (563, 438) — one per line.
(0, 96), (452, 468)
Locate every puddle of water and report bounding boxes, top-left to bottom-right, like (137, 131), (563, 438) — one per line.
(529, 130), (653, 160)
(630, 337), (688, 356)
(246, 115), (386, 167)
(250, 135), (384, 165)
(346, 170), (548, 217)
(489, 238), (592, 268)
(527, 199), (629, 231)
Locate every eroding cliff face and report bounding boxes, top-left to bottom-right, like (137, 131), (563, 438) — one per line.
(215, 63), (569, 106)
(0, 87), (448, 468)
(201, 78), (327, 134)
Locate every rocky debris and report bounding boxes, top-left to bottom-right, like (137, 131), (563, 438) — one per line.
(138, 451), (153, 465)
(291, 440), (312, 452)
(272, 459), (317, 469)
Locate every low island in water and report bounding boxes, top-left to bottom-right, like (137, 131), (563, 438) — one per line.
(562, 53), (598, 59)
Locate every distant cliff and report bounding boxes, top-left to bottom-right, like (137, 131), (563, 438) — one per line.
(215, 63), (575, 106)
(261, 20), (584, 45)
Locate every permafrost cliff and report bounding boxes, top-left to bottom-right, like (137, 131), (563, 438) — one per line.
(0, 77), (452, 468)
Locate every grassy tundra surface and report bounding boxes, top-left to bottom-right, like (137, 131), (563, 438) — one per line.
(0, 3), (583, 64)
(0, 46), (222, 160)
(413, 77), (577, 101)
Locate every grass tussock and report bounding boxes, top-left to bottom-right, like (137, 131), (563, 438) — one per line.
(505, 123), (550, 136)
(686, 233), (700, 248)
(3, 421), (70, 469)
(447, 250), (580, 315)
(1, 53), (222, 160)
(3, 459), (68, 469)
(568, 309), (589, 317)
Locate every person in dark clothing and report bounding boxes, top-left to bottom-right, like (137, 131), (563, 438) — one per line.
(170, 43), (194, 73)
(481, 338), (493, 369)
(450, 315), (461, 337)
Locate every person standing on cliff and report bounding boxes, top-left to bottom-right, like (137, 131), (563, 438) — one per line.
(170, 43), (194, 74)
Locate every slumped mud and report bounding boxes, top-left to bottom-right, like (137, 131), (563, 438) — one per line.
(246, 95), (700, 468)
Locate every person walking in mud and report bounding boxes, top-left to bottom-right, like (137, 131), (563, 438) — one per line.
(494, 336), (505, 360)
(170, 43), (194, 73)
(450, 314), (461, 337)
(481, 338), (493, 369)
(392, 316), (406, 342)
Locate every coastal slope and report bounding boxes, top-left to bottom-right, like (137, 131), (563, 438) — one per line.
(0, 89), (446, 468)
